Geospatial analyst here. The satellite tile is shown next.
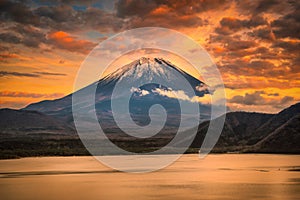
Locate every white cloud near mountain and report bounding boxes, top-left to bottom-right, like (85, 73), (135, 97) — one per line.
(130, 85), (213, 104)
(130, 87), (150, 96)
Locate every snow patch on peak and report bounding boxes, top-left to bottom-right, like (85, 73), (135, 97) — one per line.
(138, 57), (155, 65)
(115, 57), (173, 81)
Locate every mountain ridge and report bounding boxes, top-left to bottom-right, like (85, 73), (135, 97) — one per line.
(190, 103), (300, 153)
(0, 108), (75, 135)
(1, 101), (299, 158)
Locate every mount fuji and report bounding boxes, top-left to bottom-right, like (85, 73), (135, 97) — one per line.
(24, 57), (213, 134)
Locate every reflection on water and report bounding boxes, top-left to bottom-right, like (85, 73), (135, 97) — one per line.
(0, 154), (299, 200)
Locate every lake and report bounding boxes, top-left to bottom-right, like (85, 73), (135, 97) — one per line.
(0, 154), (299, 200)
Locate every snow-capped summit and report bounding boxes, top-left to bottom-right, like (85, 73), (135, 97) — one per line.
(138, 57), (154, 64)
(103, 57), (168, 81)
(101, 57), (209, 97)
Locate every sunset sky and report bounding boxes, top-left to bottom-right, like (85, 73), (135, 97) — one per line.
(0, 0), (299, 113)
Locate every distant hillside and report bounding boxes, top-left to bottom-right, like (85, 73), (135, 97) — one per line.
(0, 109), (79, 159)
(0, 108), (75, 136)
(191, 102), (300, 153)
(0, 103), (299, 158)
(246, 102), (300, 145)
(251, 114), (300, 153)
(190, 112), (274, 149)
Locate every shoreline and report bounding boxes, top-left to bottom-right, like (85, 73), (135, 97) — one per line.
(1, 152), (300, 160)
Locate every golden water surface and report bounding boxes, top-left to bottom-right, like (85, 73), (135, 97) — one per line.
(0, 154), (299, 200)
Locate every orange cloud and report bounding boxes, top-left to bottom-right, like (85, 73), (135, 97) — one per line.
(48, 31), (96, 54)
(0, 91), (64, 98)
(150, 6), (170, 15)
(0, 99), (30, 109)
(0, 53), (19, 62)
